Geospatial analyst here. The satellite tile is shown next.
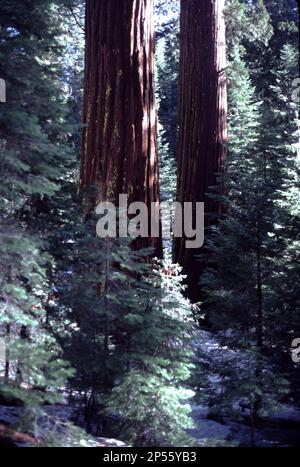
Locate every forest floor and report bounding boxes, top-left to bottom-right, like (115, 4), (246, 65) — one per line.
(190, 330), (300, 447)
(189, 403), (300, 447)
(1, 393), (300, 447)
(1, 331), (300, 447)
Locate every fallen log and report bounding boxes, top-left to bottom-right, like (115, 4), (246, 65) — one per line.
(0, 423), (36, 447)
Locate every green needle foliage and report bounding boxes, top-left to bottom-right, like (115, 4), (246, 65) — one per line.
(198, 0), (299, 439)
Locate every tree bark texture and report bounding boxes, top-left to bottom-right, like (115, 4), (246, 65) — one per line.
(174, 0), (228, 301)
(81, 0), (162, 256)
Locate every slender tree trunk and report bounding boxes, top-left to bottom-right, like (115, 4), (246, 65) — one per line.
(174, 0), (228, 301)
(81, 0), (162, 256)
(254, 235), (263, 423)
(4, 324), (10, 381)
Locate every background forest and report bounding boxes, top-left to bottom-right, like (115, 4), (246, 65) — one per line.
(0, 0), (299, 448)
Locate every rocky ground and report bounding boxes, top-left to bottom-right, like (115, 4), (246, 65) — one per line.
(1, 399), (300, 447)
(189, 404), (300, 447)
(0, 405), (126, 447)
(1, 330), (299, 447)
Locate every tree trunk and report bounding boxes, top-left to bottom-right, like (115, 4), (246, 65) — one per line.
(254, 235), (263, 423)
(4, 324), (10, 381)
(173, 0), (228, 301)
(81, 0), (162, 256)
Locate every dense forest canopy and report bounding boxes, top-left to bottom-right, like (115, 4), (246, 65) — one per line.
(0, 0), (299, 449)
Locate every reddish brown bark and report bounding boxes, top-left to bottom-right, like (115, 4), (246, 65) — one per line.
(81, 0), (162, 256)
(173, 0), (228, 301)
(0, 423), (36, 447)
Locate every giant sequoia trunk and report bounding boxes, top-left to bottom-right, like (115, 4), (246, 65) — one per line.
(173, 0), (228, 301)
(81, 0), (162, 256)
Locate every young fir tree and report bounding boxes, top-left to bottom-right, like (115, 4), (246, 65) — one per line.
(103, 257), (197, 447)
(0, 0), (78, 407)
(198, 0), (299, 445)
(47, 186), (197, 445)
(262, 41), (300, 402)
(47, 197), (197, 446)
(242, 0), (299, 402)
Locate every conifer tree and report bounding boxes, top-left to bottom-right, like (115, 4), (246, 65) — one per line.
(0, 0), (77, 407)
(81, 0), (162, 255)
(198, 0), (299, 444)
(173, 0), (228, 301)
(156, 1), (180, 205)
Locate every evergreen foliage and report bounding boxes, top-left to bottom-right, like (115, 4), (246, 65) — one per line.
(0, 0), (299, 448)
(198, 0), (300, 442)
(0, 0), (78, 407)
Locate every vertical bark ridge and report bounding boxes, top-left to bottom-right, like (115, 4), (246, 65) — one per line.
(81, 0), (162, 256)
(174, 0), (228, 301)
